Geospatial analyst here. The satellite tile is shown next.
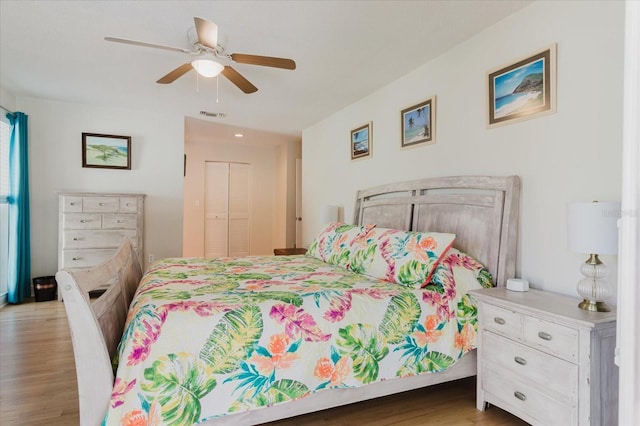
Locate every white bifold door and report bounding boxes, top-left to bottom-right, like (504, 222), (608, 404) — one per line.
(205, 162), (250, 258)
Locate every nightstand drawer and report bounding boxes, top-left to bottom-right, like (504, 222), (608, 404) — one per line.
(484, 365), (576, 426)
(483, 331), (577, 401)
(523, 316), (579, 363)
(481, 303), (522, 338)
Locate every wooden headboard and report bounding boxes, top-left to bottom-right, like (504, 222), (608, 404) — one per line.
(353, 175), (520, 287)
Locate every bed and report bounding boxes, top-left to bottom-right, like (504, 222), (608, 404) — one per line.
(56, 175), (520, 426)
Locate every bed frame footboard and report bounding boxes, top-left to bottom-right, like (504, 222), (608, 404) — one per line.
(56, 238), (142, 426)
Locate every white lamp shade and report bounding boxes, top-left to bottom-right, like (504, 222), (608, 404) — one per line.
(321, 205), (340, 224)
(567, 201), (620, 255)
(191, 58), (224, 77)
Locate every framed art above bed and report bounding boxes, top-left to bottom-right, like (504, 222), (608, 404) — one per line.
(57, 175), (520, 426)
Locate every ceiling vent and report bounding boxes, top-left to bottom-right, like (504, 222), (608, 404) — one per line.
(200, 111), (226, 118)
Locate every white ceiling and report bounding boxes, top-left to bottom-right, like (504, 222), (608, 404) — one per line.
(0, 0), (532, 138)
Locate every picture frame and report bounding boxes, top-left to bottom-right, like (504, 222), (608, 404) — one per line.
(350, 122), (372, 160)
(401, 96), (435, 148)
(82, 133), (131, 170)
(488, 44), (557, 128)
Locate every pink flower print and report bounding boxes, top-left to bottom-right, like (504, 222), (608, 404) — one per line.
(313, 356), (352, 386)
(455, 322), (476, 352)
(110, 378), (136, 408)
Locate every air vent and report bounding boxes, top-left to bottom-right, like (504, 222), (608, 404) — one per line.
(200, 111), (226, 118)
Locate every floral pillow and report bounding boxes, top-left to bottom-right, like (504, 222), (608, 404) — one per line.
(306, 222), (376, 268)
(422, 247), (493, 321)
(349, 227), (456, 288)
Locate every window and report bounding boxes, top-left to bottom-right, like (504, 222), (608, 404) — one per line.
(0, 114), (10, 301)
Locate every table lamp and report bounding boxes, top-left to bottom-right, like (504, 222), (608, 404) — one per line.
(567, 201), (620, 312)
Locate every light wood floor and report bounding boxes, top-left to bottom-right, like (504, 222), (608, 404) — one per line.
(0, 298), (528, 426)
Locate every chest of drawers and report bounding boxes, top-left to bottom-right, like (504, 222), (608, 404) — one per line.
(471, 287), (618, 426)
(58, 193), (145, 287)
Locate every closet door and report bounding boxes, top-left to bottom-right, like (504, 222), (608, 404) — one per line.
(228, 163), (250, 256)
(204, 162), (251, 258)
(204, 162), (229, 258)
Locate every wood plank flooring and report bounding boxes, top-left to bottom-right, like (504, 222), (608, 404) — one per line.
(0, 298), (528, 425)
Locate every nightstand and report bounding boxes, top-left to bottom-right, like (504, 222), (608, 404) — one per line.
(273, 248), (307, 256)
(471, 287), (618, 426)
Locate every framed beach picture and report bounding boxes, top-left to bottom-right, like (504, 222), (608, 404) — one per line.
(401, 96), (435, 148)
(350, 122), (372, 160)
(488, 44), (557, 128)
(82, 133), (131, 170)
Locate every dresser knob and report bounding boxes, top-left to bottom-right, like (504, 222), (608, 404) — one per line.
(70, 202), (76, 206)
(72, 237), (80, 241)
(513, 391), (527, 401)
(99, 203), (105, 206)
(538, 331), (552, 341)
(493, 317), (506, 325)
(117, 220), (123, 223)
(80, 220), (87, 223)
(514, 356), (527, 366)
(72, 257), (82, 261)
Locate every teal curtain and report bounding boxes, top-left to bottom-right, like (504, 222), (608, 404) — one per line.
(7, 112), (31, 304)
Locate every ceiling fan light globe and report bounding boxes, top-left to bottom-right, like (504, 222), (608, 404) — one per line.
(191, 58), (224, 77)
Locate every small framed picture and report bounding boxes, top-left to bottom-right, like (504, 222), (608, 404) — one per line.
(401, 96), (435, 148)
(488, 44), (557, 128)
(350, 122), (372, 160)
(82, 133), (131, 170)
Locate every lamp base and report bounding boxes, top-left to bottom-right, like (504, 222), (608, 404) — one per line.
(578, 299), (611, 312)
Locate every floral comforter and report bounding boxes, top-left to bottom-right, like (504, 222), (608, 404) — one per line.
(104, 253), (489, 425)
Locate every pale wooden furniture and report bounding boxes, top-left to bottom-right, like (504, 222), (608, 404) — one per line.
(56, 238), (142, 426)
(56, 175), (520, 425)
(472, 287), (618, 426)
(273, 247), (307, 255)
(58, 192), (145, 298)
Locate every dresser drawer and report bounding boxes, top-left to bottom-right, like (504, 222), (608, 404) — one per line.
(482, 331), (577, 401)
(63, 214), (102, 229)
(120, 197), (139, 213)
(483, 365), (576, 426)
(523, 316), (579, 363)
(61, 249), (116, 269)
(481, 303), (522, 339)
(102, 214), (137, 229)
(62, 230), (137, 249)
(62, 196), (83, 212)
(82, 196), (119, 212)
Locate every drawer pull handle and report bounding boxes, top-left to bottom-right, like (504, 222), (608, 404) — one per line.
(514, 391), (527, 401)
(493, 317), (506, 325)
(514, 356), (527, 366)
(70, 202), (76, 206)
(80, 220), (88, 223)
(99, 203), (105, 206)
(117, 220), (124, 223)
(538, 331), (552, 341)
(126, 203), (133, 206)
(72, 237), (81, 241)
(72, 257), (82, 261)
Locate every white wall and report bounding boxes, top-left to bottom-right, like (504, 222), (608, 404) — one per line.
(17, 97), (184, 277)
(302, 1), (624, 301)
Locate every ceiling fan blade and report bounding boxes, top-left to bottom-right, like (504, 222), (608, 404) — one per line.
(221, 66), (258, 94)
(104, 36), (192, 54)
(157, 63), (194, 84)
(194, 17), (218, 49)
(231, 53), (296, 70)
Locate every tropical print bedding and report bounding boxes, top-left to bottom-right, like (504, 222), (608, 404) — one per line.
(104, 251), (491, 425)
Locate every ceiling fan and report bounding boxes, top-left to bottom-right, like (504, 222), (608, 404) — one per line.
(105, 17), (296, 94)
